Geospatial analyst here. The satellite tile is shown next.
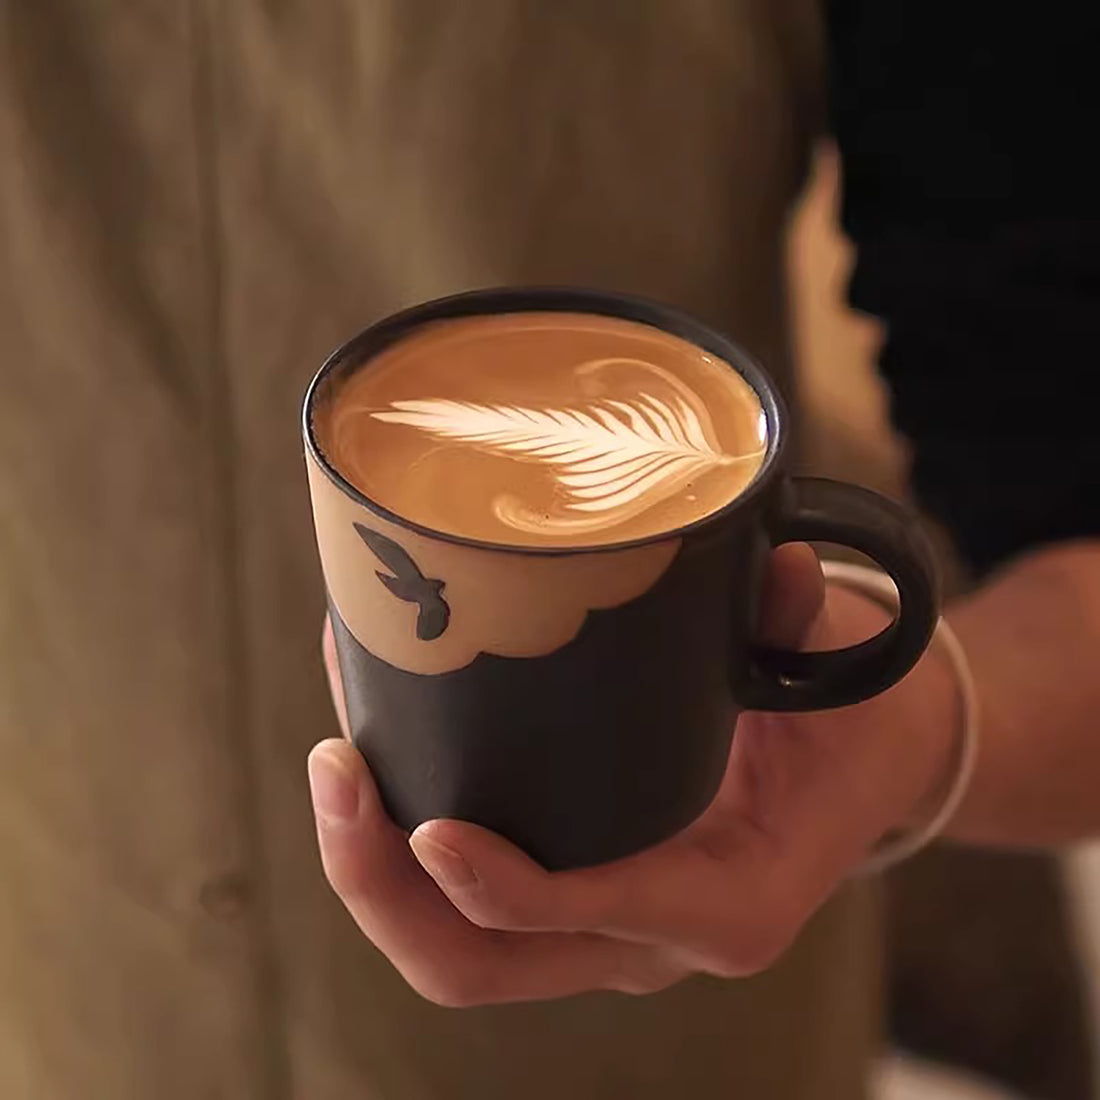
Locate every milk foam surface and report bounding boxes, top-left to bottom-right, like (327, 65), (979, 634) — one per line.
(314, 312), (767, 547)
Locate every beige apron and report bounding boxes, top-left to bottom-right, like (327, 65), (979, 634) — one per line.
(0, 3), (878, 1097)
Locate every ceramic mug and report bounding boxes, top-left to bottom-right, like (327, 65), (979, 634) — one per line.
(304, 288), (938, 869)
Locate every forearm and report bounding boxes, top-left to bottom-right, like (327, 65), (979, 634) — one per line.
(942, 540), (1100, 847)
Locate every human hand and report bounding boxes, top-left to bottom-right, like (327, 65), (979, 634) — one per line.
(309, 544), (956, 1006)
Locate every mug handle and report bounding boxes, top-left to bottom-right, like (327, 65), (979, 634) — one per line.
(735, 477), (940, 712)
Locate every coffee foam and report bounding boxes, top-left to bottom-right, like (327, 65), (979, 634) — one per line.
(315, 313), (766, 547)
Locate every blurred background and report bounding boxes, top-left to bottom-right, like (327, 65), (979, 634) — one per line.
(2, 5), (1096, 1099)
(789, 146), (1100, 1100)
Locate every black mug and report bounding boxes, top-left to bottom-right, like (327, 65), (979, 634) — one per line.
(304, 288), (939, 870)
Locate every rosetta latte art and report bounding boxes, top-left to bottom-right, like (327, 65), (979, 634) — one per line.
(372, 366), (764, 536)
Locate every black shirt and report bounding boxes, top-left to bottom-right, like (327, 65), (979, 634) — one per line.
(827, 2), (1100, 575)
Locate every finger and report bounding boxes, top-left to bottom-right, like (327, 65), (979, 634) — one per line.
(709, 542), (832, 814)
(729, 580), (905, 850)
(402, 546), (831, 966)
(308, 740), (689, 1004)
(755, 542), (826, 648)
(408, 550), (875, 975)
(321, 616), (350, 738)
(409, 814), (811, 976)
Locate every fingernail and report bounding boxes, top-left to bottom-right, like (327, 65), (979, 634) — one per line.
(410, 831), (477, 891)
(308, 745), (360, 824)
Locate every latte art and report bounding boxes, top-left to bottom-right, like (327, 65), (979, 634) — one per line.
(314, 312), (768, 547)
(372, 384), (760, 536)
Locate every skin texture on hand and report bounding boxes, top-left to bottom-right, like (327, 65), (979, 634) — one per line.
(309, 543), (957, 1007)
(944, 541), (1100, 846)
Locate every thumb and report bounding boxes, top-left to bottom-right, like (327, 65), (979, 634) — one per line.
(408, 819), (560, 932)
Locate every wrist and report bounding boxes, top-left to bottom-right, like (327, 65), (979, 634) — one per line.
(894, 639), (963, 831)
(820, 576), (964, 835)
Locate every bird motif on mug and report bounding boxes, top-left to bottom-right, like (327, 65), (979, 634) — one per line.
(353, 523), (450, 641)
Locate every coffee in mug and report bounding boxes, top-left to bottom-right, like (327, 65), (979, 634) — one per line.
(305, 288), (938, 869)
(315, 311), (767, 548)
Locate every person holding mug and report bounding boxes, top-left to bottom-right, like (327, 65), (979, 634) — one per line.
(305, 5), (1100, 1014)
(4, 2), (1095, 1098)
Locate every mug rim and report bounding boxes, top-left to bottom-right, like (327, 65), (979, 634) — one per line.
(303, 286), (788, 557)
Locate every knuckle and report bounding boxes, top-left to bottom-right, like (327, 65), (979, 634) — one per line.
(406, 960), (496, 1010)
(462, 889), (556, 933)
(605, 949), (691, 997)
(480, 895), (543, 932)
(609, 967), (688, 997)
(410, 974), (480, 1009)
(319, 852), (368, 905)
(700, 908), (799, 978)
(457, 895), (526, 932)
(743, 919), (796, 973)
(417, 983), (478, 1010)
(609, 977), (664, 997)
